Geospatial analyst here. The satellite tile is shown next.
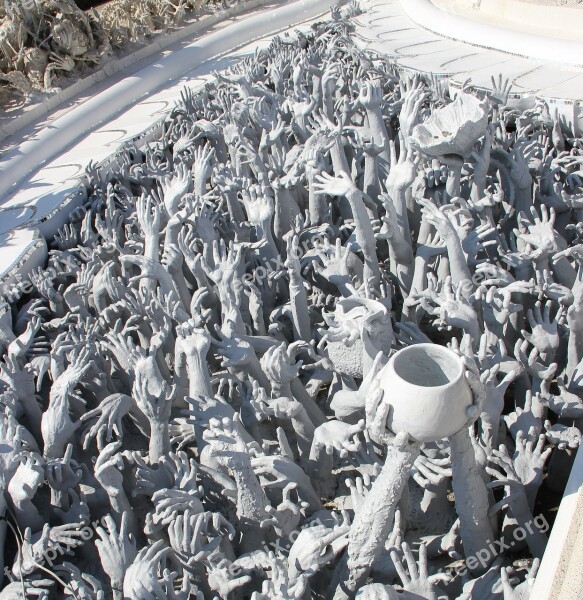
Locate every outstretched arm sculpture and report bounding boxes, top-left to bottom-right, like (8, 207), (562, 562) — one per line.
(0, 7), (579, 599)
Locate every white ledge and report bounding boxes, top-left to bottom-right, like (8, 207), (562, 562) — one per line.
(399, 0), (583, 68)
(531, 446), (583, 599)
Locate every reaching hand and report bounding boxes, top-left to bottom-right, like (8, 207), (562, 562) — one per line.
(95, 513), (137, 593)
(123, 540), (173, 600)
(313, 171), (356, 197)
(288, 514), (350, 577)
(390, 542), (449, 600)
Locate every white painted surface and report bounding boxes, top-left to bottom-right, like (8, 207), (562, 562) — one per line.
(0, 0), (580, 592)
(434, 0), (583, 43)
(0, 0), (272, 144)
(379, 344), (472, 442)
(0, 0), (330, 289)
(400, 0), (583, 67)
(0, 228), (47, 295)
(531, 446), (583, 599)
(352, 0), (583, 107)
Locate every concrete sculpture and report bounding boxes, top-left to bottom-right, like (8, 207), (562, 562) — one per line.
(0, 0), (236, 106)
(0, 3), (581, 598)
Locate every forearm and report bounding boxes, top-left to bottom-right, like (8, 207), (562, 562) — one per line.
(185, 352), (213, 398)
(365, 108), (390, 154)
(224, 189), (246, 223)
(173, 353), (190, 404)
(144, 232), (160, 263)
(387, 234), (414, 267)
(567, 328), (583, 377)
(51, 488), (70, 512)
(362, 329), (388, 380)
(330, 278), (354, 298)
(322, 89), (335, 119)
(387, 188), (412, 247)
(409, 255), (430, 297)
(307, 442), (334, 497)
(108, 490), (137, 538)
(234, 468), (268, 518)
(471, 175), (487, 203)
(330, 137), (351, 175)
(445, 237), (473, 287)
(273, 188), (293, 240)
(445, 165), (461, 200)
(165, 263), (191, 308)
(11, 500), (43, 533)
(149, 420), (170, 462)
(449, 427), (495, 569)
(0, 517), (5, 588)
(175, 272), (192, 309)
(254, 221), (278, 262)
(479, 411), (500, 450)
(464, 318), (482, 346)
(331, 441), (420, 599)
(0, 330), (16, 353)
(42, 402), (73, 459)
(346, 189), (381, 284)
(308, 172), (329, 226)
(525, 479), (542, 511)
(290, 408), (315, 460)
(514, 185), (533, 215)
(420, 480), (451, 516)
(232, 467), (269, 552)
(241, 354), (272, 395)
(363, 157), (381, 206)
(290, 378), (326, 427)
(553, 257), (577, 288)
(289, 274), (311, 343)
(511, 500), (547, 559)
(18, 395), (43, 442)
(292, 117), (310, 144)
(194, 175), (209, 197)
(187, 260), (216, 303)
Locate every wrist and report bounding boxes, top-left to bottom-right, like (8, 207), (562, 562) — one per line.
(12, 498), (27, 510)
(150, 421), (169, 436)
(107, 487), (125, 500)
(467, 320), (481, 342)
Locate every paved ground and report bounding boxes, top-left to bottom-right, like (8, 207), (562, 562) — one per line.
(353, 0), (583, 108)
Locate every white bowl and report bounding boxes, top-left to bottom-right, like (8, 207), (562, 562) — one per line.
(377, 343), (472, 442)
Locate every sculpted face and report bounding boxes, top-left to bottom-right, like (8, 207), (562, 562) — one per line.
(53, 20), (89, 56)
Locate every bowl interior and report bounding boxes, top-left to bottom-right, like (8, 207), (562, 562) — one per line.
(392, 345), (461, 387)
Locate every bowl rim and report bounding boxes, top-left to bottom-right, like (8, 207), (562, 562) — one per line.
(389, 343), (465, 390)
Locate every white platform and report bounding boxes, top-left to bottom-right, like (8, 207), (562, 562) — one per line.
(353, 0), (583, 128)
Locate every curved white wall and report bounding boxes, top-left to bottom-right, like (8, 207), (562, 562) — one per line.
(400, 0), (583, 67)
